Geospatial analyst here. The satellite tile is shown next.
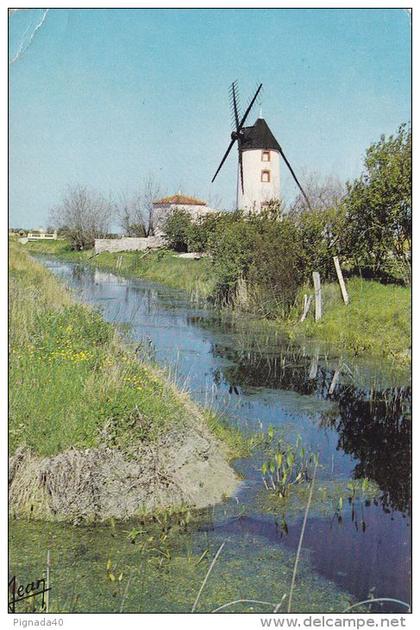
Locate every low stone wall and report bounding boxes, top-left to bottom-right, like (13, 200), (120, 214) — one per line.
(94, 236), (164, 254)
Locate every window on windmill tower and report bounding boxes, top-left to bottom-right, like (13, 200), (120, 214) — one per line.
(261, 170), (271, 183)
(262, 150), (270, 162)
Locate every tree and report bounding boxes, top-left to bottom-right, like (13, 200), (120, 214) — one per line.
(342, 124), (411, 282)
(117, 191), (147, 237)
(50, 185), (113, 250)
(143, 176), (162, 236)
(117, 176), (162, 237)
(289, 171), (345, 214)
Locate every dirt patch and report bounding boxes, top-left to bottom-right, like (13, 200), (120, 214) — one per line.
(9, 420), (239, 522)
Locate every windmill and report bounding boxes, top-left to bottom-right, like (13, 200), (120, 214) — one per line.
(211, 81), (311, 212)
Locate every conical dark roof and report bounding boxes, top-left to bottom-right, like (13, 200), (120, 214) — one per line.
(241, 118), (280, 152)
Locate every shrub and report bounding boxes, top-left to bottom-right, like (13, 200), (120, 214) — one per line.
(187, 213), (224, 253)
(207, 211), (256, 304)
(247, 216), (304, 317)
(292, 206), (345, 282)
(207, 211), (304, 316)
(162, 209), (193, 252)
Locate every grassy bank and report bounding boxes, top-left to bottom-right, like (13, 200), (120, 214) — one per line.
(10, 242), (193, 455)
(24, 239), (216, 298)
(9, 242), (244, 520)
(23, 239), (411, 363)
(288, 278), (411, 363)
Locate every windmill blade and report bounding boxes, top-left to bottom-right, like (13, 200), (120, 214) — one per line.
(212, 82), (262, 185)
(238, 144), (244, 193)
(230, 81), (240, 132)
(238, 83), (263, 130)
(211, 137), (236, 183)
(278, 146), (312, 211)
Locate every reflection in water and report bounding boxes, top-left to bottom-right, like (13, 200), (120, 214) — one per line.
(322, 385), (411, 515)
(208, 344), (411, 516)
(35, 258), (411, 610)
(213, 505), (410, 611)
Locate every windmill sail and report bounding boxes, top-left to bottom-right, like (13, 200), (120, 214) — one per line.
(211, 82), (262, 185)
(278, 146), (312, 211)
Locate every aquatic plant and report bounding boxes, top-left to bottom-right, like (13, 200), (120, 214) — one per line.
(332, 478), (377, 531)
(260, 429), (319, 498)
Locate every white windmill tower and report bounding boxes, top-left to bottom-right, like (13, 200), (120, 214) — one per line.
(212, 82), (311, 212)
(238, 116), (282, 212)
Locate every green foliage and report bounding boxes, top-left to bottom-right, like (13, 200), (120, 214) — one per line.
(162, 209), (193, 252)
(292, 206), (345, 282)
(187, 213), (224, 253)
(160, 205), (342, 317)
(207, 211), (256, 304)
(205, 210), (305, 316)
(260, 429), (319, 498)
(342, 123), (411, 283)
(162, 210), (227, 254)
(247, 215), (305, 317)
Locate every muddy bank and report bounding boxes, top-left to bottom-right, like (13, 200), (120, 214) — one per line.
(9, 418), (239, 522)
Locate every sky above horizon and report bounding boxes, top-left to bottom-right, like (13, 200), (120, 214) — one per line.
(9, 8), (411, 228)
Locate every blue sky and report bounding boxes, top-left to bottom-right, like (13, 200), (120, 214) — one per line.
(9, 8), (411, 228)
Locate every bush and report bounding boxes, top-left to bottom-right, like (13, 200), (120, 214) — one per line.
(247, 217), (304, 317)
(162, 209), (193, 252)
(162, 210), (225, 254)
(206, 211), (304, 316)
(292, 206), (345, 282)
(187, 213), (223, 253)
(207, 211), (256, 304)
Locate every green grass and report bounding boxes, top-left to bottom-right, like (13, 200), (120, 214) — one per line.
(92, 249), (216, 298)
(22, 238), (73, 256)
(8, 242), (238, 457)
(288, 278), (411, 363)
(203, 410), (254, 459)
(24, 239), (216, 299)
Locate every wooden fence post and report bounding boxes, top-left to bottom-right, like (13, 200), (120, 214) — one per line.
(312, 272), (322, 321)
(300, 294), (313, 322)
(333, 256), (349, 305)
